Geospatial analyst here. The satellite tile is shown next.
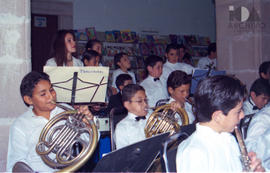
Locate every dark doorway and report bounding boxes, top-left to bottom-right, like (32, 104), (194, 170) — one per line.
(31, 13), (58, 72)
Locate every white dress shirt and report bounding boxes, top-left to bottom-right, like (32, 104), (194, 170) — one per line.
(243, 97), (260, 115)
(161, 61), (194, 83)
(176, 123), (242, 172)
(245, 106), (270, 170)
(114, 112), (149, 149)
(197, 56), (216, 69)
(140, 75), (169, 107)
(168, 97), (195, 124)
(6, 105), (72, 172)
(111, 69), (136, 89)
(45, 56), (83, 66)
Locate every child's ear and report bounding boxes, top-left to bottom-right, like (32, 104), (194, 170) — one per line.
(117, 61), (122, 67)
(212, 110), (224, 123)
(168, 87), (174, 96)
(250, 91), (257, 100)
(123, 101), (130, 110)
(147, 66), (152, 73)
(84, 59), (88, 66)
(23, 95), (33, 106)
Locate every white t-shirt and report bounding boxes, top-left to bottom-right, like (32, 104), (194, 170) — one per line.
(140, 75), (169, 107)
(161, 61), (194, 83)
(176, 123), (242, 172)
(197, 56), (216, 69)
(45, 56), (83, 66)
(245, 106), (270, 171)
(111, 68), (136, 89)
(115, 112), (149, 149)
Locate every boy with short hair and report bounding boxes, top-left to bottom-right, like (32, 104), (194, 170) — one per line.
(161, 43), (194, 83)
(107, 74), (133, 113)
(176, 75), (264, 172)
(6, 71), (93, 172)
(140, 55), (168, 107)
(114, 84), (149, 149)
(111, 52), (136, 94)
(197, 42), (217, 69)
(167, 70), (195, 124)
(259, 61), (270, 80)
(243, 78), (270, 115)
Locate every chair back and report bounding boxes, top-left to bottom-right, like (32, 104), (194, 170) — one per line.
(109, 107), (128, 151)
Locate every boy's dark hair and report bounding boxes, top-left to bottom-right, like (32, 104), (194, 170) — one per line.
(165, 43), (179, 53)
(114, 52), (128, 69)
(20, 71), (50, 106)
(194, 75), (247, 122)
(178, 44), (186, 50)
(122, 84), (145, 102)
(167, 70), (191, 93)
(85, 39), (102, 50)
(145, 55), (164, 69)
(82, 50), (99, 65)
(250, 78), (270, 96)
(183, 52), (192, 62)
(207, 42), (216, 55)
(259, 61), (270, 78)
(116, 74), (132, 90)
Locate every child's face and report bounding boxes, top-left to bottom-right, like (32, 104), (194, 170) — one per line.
(118, 55), (131, 69)
(148, 61), (163, 78)
(166, 49), (178, 64)
(91, 43), (102, 55)
(119, 80), (133, 91)
(169, 84), (190, 105)
(251, 92), (270, 109)
(219, 101), (244, 132)
(84, 57), (97, 66)
(24, 80), (57, 117)
(65, 33), (76, 54)
(124, 90), (148, 116)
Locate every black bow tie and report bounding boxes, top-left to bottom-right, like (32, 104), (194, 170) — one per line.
(135, 116), (146, 121)
(154, 77), (160, 82)
(253, 106), (259, 110)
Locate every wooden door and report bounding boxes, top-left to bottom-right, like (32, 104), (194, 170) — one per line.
(31, 13), (58, 72)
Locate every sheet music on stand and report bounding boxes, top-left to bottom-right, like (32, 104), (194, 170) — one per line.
(191, 69), (226, 94)
(44, 66), (109, 104)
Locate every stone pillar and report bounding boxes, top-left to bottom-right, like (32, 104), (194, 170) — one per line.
(0, 0), (31, 171)
(216, 0), (268, 90)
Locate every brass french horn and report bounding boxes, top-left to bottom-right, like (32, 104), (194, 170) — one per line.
(145, 104), (189, 138)
(36, 103), (98, 172)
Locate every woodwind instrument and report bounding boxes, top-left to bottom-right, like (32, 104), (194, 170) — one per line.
(234, 126), (252, 172)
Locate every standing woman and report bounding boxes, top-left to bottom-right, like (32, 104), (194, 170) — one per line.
(45, 29), (83, 66)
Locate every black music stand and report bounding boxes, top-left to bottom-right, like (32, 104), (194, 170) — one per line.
(93, 132), (170, 172)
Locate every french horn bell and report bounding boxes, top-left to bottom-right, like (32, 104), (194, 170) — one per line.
(36, 106), (98, 172)
(144, 104), (189, 138)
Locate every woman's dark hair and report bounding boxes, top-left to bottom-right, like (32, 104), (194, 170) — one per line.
(122, 84), (145, 102)
(114, 52), (128, 69)
(82, 50), (99, 66)
(194, 75), (247, 122)
(20, 71), (50, 106)
(167, 70), (191, 93)
(51, 29), (76, 66)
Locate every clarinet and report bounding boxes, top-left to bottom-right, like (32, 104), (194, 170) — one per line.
(234, 126), (252, 172)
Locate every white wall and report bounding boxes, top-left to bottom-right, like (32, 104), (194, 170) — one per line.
(73, 0), (216, 41)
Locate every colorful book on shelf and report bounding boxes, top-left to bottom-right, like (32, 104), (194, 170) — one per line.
(77, 43), (85, 56)
(169, 34), (178, 44)
(85, 27), (96, 40)
(112, 30), (122, 43)
(121, 30), (133, 43)
(131, 32), (138, 43)
(74, 29), (88, 41)
(177, 35), (186, 45)
(105, 31), (115, 42)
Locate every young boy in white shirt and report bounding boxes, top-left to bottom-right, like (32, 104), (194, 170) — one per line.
(161, 43), (194, 83)
(114, 84), (149, 149)
(176, 75), (264, 172)
(140, 55), (168, 107)
(167, 70), (195, 124)
(243, 78), (270, 115)
(111, 52), (136, 95)
(6, 71), (94, 172)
